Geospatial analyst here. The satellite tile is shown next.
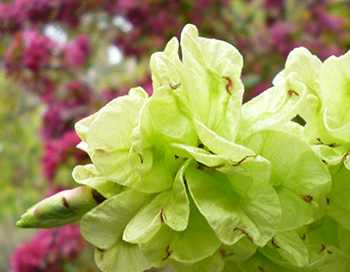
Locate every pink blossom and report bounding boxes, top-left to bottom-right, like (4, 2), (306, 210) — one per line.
(269, 21), (297, 57)
(11, 225), (86, 272)
(61, 34), (91, 69)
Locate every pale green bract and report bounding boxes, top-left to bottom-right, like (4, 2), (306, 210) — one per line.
(17, 24), (350, 272)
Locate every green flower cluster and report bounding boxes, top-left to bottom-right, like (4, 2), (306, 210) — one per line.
(18, 25), (350, 272)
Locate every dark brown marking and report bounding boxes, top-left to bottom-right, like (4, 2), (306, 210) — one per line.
(62, 197), (69, 209)
(318, 244), (326, 254)
(138, 153), (144, 163)
(169, 82), (181, 89)
(301, 234), (306, 240)
(198, 142), (204, 149)
(183, 178), (188, 187)
(96, 247), (107, 252)
(233, 227), (254, 243)
(316, 138), (341, 148)
(211, 163), (226, 169)
(271, 237), (280, 249)
(329, 143), (342, 148)
(161, 245), (173, 261)
(219, 248), (234, 257)
(327, 250), (332, 254)
(301, 195), (313, 203)
(316, 137), (322, 144)
(92, 189), (107, 204)
(231, 155), (257, 166)
(222, 76), (233, 95)
(258, 266), (265, 272)
(96, 148), (106, 153)
(343, 149), (350, 163)
(160, 207), (167, 224)
(326, 197), (330, 205)
(174, 155), (179, 160)
(287, 90), (299, 97)
(196, 162), (206, 170)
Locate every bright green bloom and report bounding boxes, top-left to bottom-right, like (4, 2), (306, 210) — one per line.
(17, 25), (350, 272)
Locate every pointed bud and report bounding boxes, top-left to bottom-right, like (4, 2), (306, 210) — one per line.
(16, 186), (106, 229)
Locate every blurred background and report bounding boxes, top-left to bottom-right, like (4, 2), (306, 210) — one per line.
(0, 0), (349, 271)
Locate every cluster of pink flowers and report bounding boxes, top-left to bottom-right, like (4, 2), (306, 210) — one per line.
(60, 35), (91, 70)
(11, 225), (86, 272)
(3, 0), (349, 271)
(0, 0), (115, 32)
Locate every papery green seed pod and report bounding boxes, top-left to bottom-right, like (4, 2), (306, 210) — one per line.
(16, 186), (106, 228)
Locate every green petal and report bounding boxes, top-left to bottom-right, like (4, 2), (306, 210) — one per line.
(220, 237), (257, 262)
(171, 250), (225, 272)
(80, 189), (152, 249)
(239, 75), (307, 140)
(238, 251), (296, 272)
(163, 160), (190, 231)
(194, 117), (256, 162)
(223, 261), (243, 272)
(260, 231), (309, 267)
(328, 201), (350, 230)
(140, 200), (221, 265)
(316, 247), (350, 272)
(95, 239), (152, 272)
(148, 88), (197, 145)
(73, 164), (123, 198)
(328, 165), (350, 211)
(311, 145), (349, 166)
(86, 88), (148, 151)
(181, 24), (244, 140)
(274, 47), (322, 94)
(241, 130), (331, 230)
(186, 166), (281, 247)
(123, 190), (172, 244)
(169, 200), (221, 263)
(319, 52), (350, 143)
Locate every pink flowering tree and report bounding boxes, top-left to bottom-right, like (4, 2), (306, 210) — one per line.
(1, 0), (349, 271)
